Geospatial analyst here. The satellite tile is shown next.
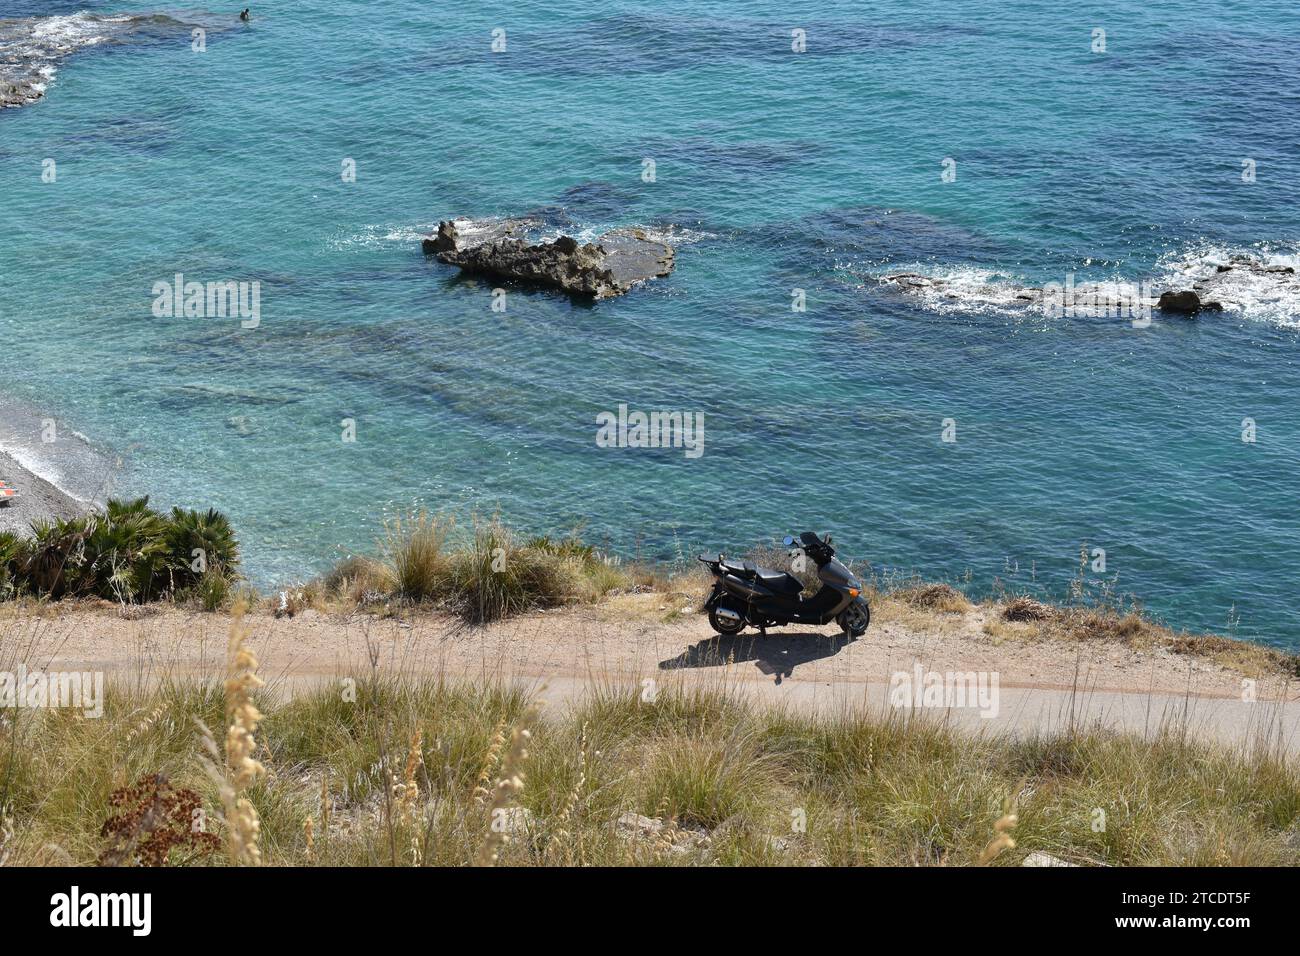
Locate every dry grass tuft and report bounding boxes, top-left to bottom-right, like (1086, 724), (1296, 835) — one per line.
(317, 512), (649, 624)
(891, 581), (971, 613)
(1002, 595), (1056, 622)
(382, 510), (448, 604)
(1169, 633), (1300, 679)
(1053, 607), (1150, 644)
(981, 595), (1300, 679)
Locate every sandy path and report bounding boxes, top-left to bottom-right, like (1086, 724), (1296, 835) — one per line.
(5, 595), (1296, 753)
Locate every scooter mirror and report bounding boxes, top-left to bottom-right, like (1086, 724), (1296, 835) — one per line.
(782, 535), (795, 546)
(824, 533), (833, 544)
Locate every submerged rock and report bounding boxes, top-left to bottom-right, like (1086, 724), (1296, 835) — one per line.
(423, 217), (675, 298)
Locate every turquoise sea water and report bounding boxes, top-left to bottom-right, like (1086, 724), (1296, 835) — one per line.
(2, 1), (1299, 646)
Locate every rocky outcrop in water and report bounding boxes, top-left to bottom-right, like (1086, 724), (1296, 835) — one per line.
(1149, 256), (1300, 316)
(1, 13), (204, 110)
(879, 254), (1297, 318)
(423, 217), (675, 298)
(1156, 290), (1221, 314)
(877, 272), (1154, 313)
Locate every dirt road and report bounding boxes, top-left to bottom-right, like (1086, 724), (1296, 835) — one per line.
(6, 594), (1296, 753)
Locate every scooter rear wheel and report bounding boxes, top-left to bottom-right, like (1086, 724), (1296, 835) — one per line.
(708, 606), (746, 635)
(837, 600), (870, 638)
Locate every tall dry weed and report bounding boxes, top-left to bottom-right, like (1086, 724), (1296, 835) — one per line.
(196, 606), (266, 865)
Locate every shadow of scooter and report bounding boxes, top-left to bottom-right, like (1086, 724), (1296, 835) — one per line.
(658, 630), (852, 684)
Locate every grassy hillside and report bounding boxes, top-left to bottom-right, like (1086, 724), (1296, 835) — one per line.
(1, 612), (1296, 867)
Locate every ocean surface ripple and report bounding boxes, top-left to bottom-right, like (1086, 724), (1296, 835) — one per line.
(1, 1), (1298, 647)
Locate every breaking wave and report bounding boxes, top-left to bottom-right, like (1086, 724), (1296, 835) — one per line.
(867, 244), (1300, 327)
(868, 265), (1037, 317)
(0, 12), (195, 109)
(0, 395), (119, 504)
(1152, 243), (1300, 328)
(327, 218), (716, 253)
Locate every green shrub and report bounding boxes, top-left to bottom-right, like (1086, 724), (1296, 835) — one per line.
(381, 510), (449, 603)
(87, 498), (170, 601)
(526, 534), (596, 562)
(0, 530), (22, 596)
(18, 516), (95, 598)
(0, 497), (239, 604)
(165, 507), (239, 589)
(444, 519), (580, 624)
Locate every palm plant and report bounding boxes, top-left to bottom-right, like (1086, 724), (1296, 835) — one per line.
(85, 501), (170, 601)
(0, 498), (239, 605)
(19, 517), (95, 598)
(0, 530), (23, 596)
(165, 507), (239, 588)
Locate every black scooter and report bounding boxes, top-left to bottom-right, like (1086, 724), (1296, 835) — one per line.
(698, 532), (870, 638)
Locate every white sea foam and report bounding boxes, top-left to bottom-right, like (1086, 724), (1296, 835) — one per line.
(1, 13), (114, 105)
(325, 223), (445, 251)
(627, 224), (716, 246)
(0, 12), (175, 107)
(870, 265), (1036, 316)
(0, 441), (71, 497)
(29, 12), (118, 48)
(530, 223), (717, 246)
(0, 404), (115, 505)
(873, 245), (1300, 327)
(329, 219), (715, 253)
(1153, 244), (1300, 328)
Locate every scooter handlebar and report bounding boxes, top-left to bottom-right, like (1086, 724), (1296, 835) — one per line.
(788, 531), (833, 554)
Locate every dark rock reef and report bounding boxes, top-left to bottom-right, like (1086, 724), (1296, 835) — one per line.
(1155, 290), (1221, 315)
(423, 217), (675, 298)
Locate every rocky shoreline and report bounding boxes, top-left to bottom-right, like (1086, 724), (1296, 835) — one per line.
(424, 217), (676, 298)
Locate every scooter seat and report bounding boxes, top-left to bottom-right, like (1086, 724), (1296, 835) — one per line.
(720, 559), (804, 596)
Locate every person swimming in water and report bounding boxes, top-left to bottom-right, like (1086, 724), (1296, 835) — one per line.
(239, 8), (250, 21)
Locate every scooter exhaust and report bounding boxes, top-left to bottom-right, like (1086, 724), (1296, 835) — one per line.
(714, 606), (742, 623)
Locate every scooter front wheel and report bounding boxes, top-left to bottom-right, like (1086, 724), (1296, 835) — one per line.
(837, 600), (870, 638)
(708, 606), (746, 636)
